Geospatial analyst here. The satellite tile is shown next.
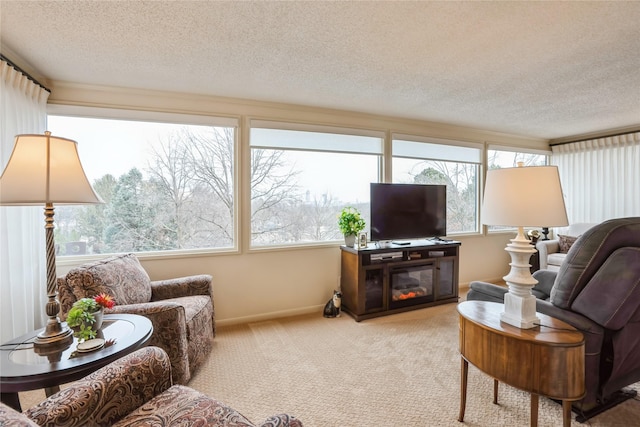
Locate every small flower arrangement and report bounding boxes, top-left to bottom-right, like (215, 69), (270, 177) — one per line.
(338, 207), (366, 236)
(94, 293), (115, 309)
(67, 293), (115, 340)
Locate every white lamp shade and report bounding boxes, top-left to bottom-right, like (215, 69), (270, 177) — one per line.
(482, 165), (568, 227)
(0, 133), (103, 205)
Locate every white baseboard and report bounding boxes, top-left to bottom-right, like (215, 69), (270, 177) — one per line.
(218, 279), (506, 327)
(217, 304), (325, 327)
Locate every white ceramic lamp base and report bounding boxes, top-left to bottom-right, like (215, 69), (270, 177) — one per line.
(500, 227), (540, 329)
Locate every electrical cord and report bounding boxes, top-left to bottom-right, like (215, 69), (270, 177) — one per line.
(0, 339), (35, 350)
(533, 322), (577, 332)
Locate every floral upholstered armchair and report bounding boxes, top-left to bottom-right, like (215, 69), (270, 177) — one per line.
(0, 346), (303, 427)
(57, 253), (215, 384)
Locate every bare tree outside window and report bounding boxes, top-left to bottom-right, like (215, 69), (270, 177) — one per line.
(49, 117), (241, 255)
(412, 161), (477, 233)
(51, 118), (330, 255)
(488, 150), (547, 169)
(248, 135), (379, 247)
(250, 148), (303, 244)
(486, 149), (549, 232)
(393, 157), (479, 234)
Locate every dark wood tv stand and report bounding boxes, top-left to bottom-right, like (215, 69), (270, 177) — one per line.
(340, 240), (461, 321)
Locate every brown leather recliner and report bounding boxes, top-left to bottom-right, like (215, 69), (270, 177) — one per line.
(467, 217), (640, 421)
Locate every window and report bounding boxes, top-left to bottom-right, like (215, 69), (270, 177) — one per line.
(249, 122), (382, 246)
(391, 136), (482, 234)
(487, 146), (549, 169)
(47, 110), (237, 256)
(486, 146), (550, 232)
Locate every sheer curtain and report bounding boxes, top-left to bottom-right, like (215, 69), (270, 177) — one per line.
(0, 59), (50, 342)
(551, 132), (640, 224)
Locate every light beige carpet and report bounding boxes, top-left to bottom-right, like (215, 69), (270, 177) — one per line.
(20, 302), (640, 426)
(188, 303), (639, 427)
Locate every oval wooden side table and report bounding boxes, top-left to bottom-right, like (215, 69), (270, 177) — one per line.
(457, 300), (585, 427)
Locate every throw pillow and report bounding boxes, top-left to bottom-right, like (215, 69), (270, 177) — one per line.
(66, 253), (152, 305)
(558, 234), (579, 253)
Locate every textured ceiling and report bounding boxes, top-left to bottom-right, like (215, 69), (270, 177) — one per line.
(1, 1), (639, 140)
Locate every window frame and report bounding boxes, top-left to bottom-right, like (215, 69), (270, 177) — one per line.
(391, 134), (484, 236)
(485, 144), (552, 234)
(487, 144), (551, 167)
(47, 105), (241, 263)
(44, 105), (554, 256)
(247, 120), (384, 249)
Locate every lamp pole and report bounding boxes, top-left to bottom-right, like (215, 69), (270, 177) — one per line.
(34, 202), (73, 346)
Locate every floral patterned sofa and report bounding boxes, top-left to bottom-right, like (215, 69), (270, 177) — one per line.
(57, 253), (214, 384)
(0, 347), (303, 426)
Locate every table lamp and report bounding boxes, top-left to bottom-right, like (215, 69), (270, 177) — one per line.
(0, 132), (103, 347)
(481, 163), (568, 329)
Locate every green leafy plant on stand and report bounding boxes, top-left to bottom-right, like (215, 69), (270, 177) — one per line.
(338, 207), (366, 236)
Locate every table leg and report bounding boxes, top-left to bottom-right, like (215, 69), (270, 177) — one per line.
(562, 400), (571, 427)
(44, 385), (60, 397)
(493, 379), (499, 404)
(0, 392), (21, 412)
(458, 358), (468, 422)
(530, 393), (539, 427)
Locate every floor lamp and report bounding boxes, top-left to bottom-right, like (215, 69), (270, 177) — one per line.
(481, 163), (568, 329)
(0, 132), (103, 348)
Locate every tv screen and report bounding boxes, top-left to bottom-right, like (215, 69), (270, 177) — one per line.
(370, 183), (447, 242)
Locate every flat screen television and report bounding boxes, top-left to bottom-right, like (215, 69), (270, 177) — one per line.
(370, 183), (447, 242)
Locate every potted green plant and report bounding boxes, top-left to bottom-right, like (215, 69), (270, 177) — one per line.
(66, 293), (115, 340)
(338, 207), (366, 247)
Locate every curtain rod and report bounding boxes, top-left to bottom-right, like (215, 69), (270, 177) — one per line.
(0, 53), (51, 93)
(550, 129), (640, 147)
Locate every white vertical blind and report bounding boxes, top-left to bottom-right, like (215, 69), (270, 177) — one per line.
(0, 60), (50, 342)
(551, 132), (640, 223)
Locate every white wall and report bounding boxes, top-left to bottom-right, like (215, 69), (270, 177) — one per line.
(143, 233), (514, 324)
(50, 82), (537, 325)
(57, 233), (513, 325)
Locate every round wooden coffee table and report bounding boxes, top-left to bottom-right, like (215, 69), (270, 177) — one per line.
(0, 313), (153, 411)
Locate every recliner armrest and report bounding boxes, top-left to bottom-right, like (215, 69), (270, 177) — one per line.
(24, 347), (172, 427)
(466, 281), (508, 303)
(108, 302), (190, 384)
(468, 276), (554, 303)
(536, 240), (560, 270)
(151, 274), (213, 301)
(535, 299), (604, 337)
(531, 269), (557, 298)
